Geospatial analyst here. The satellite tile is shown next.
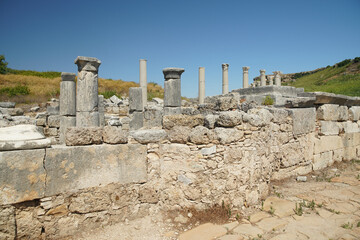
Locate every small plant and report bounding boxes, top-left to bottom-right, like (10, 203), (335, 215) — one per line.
(100, 90), (121, 99)
(328, 208), (340, 214)
(262, 95), (274, 105)
(357, 221), (360, 228)
(341, 222), (353, 229)
(274, 190), (283, 198)
(235, 213), (241, 221)
(268, 206), (275, 216)
(261, 201), (264, 211)
(294, 203), (303, 216)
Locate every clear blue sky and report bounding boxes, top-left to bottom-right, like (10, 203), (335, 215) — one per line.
(1, 0), (359, 98)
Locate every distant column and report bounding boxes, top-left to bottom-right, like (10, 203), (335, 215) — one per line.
(163, 67), (185, 115)
(268, 75), (274, 86)
(222, 63), (229, 94)
(139, 59), (147, 109)
(74, 56), (101, 127)
(198, 67), (205, 104)
(242, 66), (250, 88)
(59, 72), (76, 143)
(273, 71), (282, 86)
(260, 69), (266, 86)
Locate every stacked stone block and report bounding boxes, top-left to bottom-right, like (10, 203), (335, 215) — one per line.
(129, 87), (144, 130)
(74, 56), (101, 127)
(163, 67), (184, 115)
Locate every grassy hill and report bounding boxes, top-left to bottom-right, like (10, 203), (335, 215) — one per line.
(284, 58), (360, 96)
(0, 71), (164, 104)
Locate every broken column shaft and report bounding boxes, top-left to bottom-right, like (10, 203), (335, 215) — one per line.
(243, 66), (250, 88)
(222, 63), (229, 94)
(198, 67), (205, 104)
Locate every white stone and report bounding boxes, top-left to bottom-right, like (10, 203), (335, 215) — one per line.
(201, 145), (216, 155)
(139, 59), (147, 106)
(0, 125), (45, 141)
(320, 121), (339, 135)
(222, 64), (229, 94)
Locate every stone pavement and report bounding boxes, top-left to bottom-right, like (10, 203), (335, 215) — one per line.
(178, 161), (360, 240)
(79, 161), (360, 240)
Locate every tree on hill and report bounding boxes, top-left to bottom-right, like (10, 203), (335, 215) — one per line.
(0, 55), (8, 74)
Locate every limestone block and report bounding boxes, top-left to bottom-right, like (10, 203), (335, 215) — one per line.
(65, 127), (103, 146)
(333, 148), (344, 162)
(47, 105), (59, 115)
(130, 111), (143, 130)
(167, 126), (191, 143)
(130, 129), (167, 144)
(0, 149), (46, 205)
(129, 87), (143, 111)
(0, 107), (24, 116)
(163, 114), (204, 129)
(0, 138), (51, 151)
(0, 125), (45, 141)
(189, 126), (215, 144)
(76, 71), (98, 112)
(108, 116), (121, 126)
(109, 95), (122, 105)
(0, 206), (16, 239)
(313, 151), (333, 170)
(102, 126), (128, 144)
(15, 210), (42, 239)
(338, 106), (348, 121)
(36, 118), (46, 126)
(164, 78), (181, 107)
(342, 132), (360, 148)
(144, 106), (163, 128)
(44, 127), (58, 136)
(204, 114), (219, 129)
(181, 107), (200, 115)
(45, 144), (146, 196)
(216, 111), (243, 127)
(242, 113), (264, 127)
(341, 121), (359, 133)
(314, 135), (343, 154)
(280, 141), (305, 167)
(61, 72), (76, 81)
(59, 116), (76, 143)
(349, 106), (360, 121)
(76, 111), (99, 127)
(60, 81), (76, 116)
(344, 147), (357, 161)
(215, 96), (238, 111)
(289, 108), (316, 135)
(163, 107), (181, 115)
(214, 127), (244, 144)
(201, 145), (216, 155)
(0, 102), (15, 108)
(48, 115), (61, 128)
(320, 121), (339, 135)
(316, 104), (339, 121)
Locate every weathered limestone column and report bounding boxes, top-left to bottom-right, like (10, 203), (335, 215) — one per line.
(163, 67), (185, 115)
(59, 72), (76, 143)
(260, 69), (266, 86)
(222, 63), (229, 94)
(243, 66), (250, 88)
(198, 67), (205, 104)
(98, 95), (105, 127)
(273, 71), (282, 86)
(75, 56), (101, 127)
(268, 75), (274, 86)
(129, 87), (143, 130)
(139, 59), (147, 109)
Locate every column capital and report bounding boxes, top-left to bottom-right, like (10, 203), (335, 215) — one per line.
(222, 63), (229, 70)
(267, 75), (275, 80)
(260, 69), (266, 74)
(242, 66), (250, 72)
(61, 72), (76, 82)
(273, 71), (281, 75)
(163, 67), (185, 80)
(75, 56), (101, 72)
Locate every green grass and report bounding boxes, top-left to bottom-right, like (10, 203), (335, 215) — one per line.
(6, 68), (61, 78)
(288, 63), (360, 96)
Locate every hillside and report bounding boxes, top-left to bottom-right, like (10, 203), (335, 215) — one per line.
(0, 71), (164, 104)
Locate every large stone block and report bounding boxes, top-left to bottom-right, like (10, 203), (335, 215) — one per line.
(163, 114), (204, 129)
(167, 126), (191, 143)
(338, 106), (349, 121)
(60, 81), (76, 116)
(343, 147), (357, 161)
(316, 104), (339, 121)
(103, 126), (128, 144)
(0, 206), (16, 239)
(76, 71), (99, 112)
(289, 108), (316, 135)
(216, 111), (243, 127)
(0, 149), (46, 205)
(189, 126), (215, 144)
(163, 107), (181, 115)
(314, 135), (343, 154)
(65, 127), (103, 146)
(59, 116), (76, 144)
(45, 144), (147, 196)
(320, 121), (340, 135)
(76, 111), (99, 127)
(129, 87), (143, 111)
(144, 106), (163, 128)
(130, 111), (144, 130)
(48, 115), (61, 128)
(130, 129), (167, 144)
(313, 151), (333, 171)
(164, 78), (181, 107)
(341, 121), (359, 133)
(342, 132), (360, 148)
(349, 106), (360, 121)
(214, 127), (244, 144)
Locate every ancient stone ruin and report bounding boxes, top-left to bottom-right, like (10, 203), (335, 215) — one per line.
(1, 56), (360, 239)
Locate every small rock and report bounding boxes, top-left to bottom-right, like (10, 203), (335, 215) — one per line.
(30, 106), (40, 112)
(174, 214), (188, 224)
(296, 176), (307, 182)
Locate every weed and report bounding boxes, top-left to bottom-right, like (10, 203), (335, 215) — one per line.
(328, 209), (340, 214)
(304, 200), (316, 210)
(357, 221), (360, 228)
(261, 201), (264, 211)
(235, 213), (241, 221)
(357, 174), (360, 180)
(341, 222), (353, 229)
(262, 95), (274, 105)
(100, 90), (121, 99)
(316, 203), (323, 208)
(274, 190), (283, 198)
(294, 203), (303, 216)
(268, 206), (275, 216)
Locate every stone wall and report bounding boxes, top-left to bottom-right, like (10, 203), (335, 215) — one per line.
(1, 103), (360, 239)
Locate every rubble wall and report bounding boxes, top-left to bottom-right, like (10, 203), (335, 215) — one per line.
(1, 104), (360, 239)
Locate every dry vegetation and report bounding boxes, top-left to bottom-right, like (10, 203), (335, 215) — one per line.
(0, 74), (164, 104)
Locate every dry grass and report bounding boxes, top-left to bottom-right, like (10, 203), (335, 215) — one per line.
(0, 74), (164, 104)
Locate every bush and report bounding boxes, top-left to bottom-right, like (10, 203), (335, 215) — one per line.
(0, 55), (8, 74)
(353, 57), (360, 63)
(262, 95), (274, 105)
(336, 59), (351, 68)
(100, 90), (121, 99)
(0, 85), (30, 97)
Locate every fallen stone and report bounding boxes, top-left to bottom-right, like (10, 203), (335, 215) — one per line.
(30, 106), (40, 112)
(152, 97), (163, 104)
(204, 114), (219, 129)
(296, 176), (307, 182)
(179, 223), (227, 240)
(109, 95), (122, 105)
(0, 102), (15, 108)
(130, 129), (167, 144)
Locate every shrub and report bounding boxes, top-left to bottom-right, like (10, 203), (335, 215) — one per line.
(0, 85), (30, 97)
(0, 55), (8, 74)
(262, 95), (274, 105)
(100, 90), (121, 99)
(336, 59), (351, 68)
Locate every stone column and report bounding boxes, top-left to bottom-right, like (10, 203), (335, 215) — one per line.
(260, 69), (266, 86)
(139, 59), (147, 109)
(129, 87), (143, 130)
(273, 71), (282, 86)
(74, 56), (101, 127)
(242, 66), (250, 88)
(163, 67), (185, 115)
(267, 75), (274, 86)
(222, 63), (229, 94)
(198, 67), (205, 104)
(59, 72), (76, 143)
